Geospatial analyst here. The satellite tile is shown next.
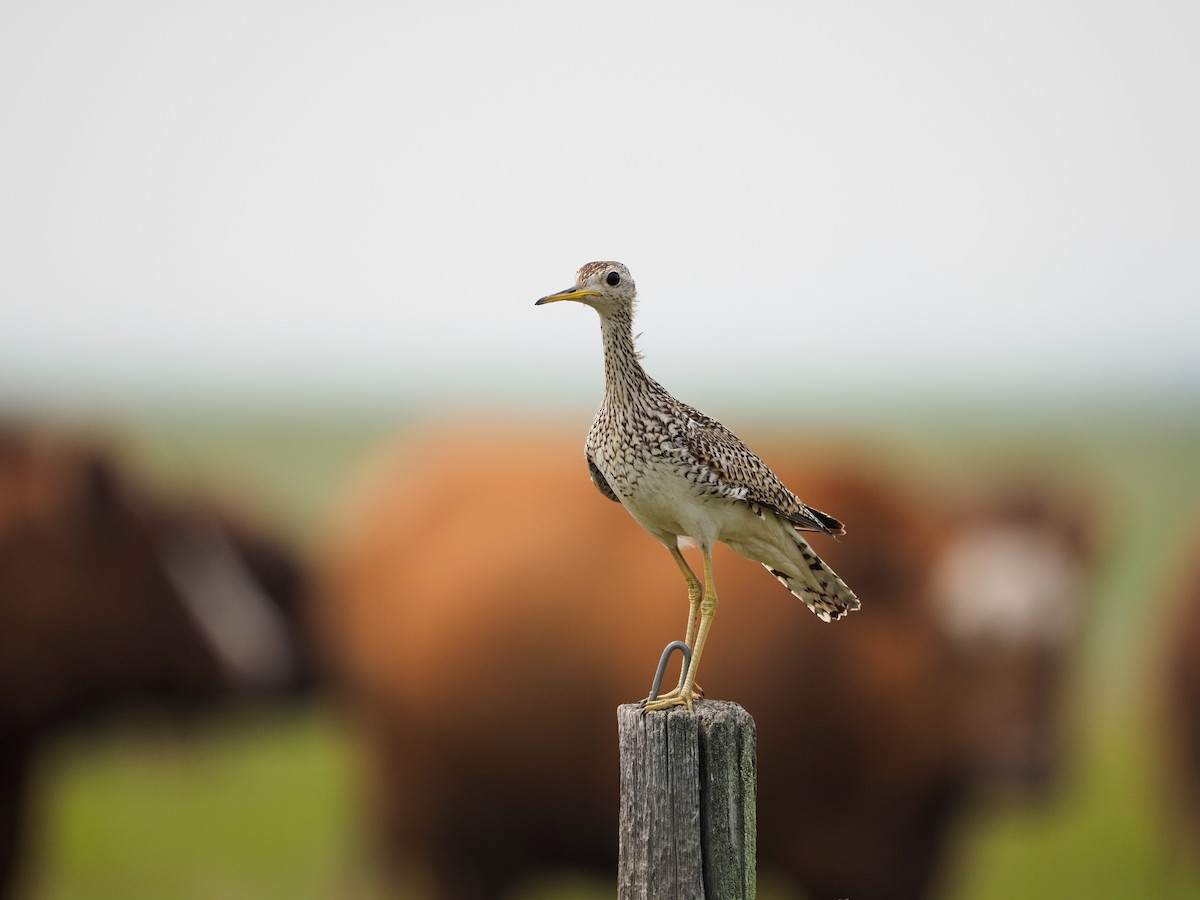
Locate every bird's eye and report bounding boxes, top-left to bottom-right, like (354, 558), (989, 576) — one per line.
(606, 271), (621, 286)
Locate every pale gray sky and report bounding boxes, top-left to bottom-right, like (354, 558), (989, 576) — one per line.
(2, 0), (1198, 416)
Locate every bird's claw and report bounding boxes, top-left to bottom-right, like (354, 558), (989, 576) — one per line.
(643, 692), (694, 713)
(641, 684), (704, 713)
(646, 682), (704, 703)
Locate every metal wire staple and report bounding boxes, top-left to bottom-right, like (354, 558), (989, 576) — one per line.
(647, 640), (692, 702)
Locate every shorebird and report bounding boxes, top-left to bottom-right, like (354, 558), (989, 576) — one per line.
(536, 261), (860, 711)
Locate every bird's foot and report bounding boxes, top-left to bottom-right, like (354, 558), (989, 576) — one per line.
(641, 683), (704, 712)
(648, 682), (704, 702)
(642, 691), (694, 712)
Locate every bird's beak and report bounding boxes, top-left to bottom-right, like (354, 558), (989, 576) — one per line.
(535, 287), (601, 306)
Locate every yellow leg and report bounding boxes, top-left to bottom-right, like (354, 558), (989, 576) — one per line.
(646, 544), (716, 712)
(651, 546), (705, 702)
(670, 546), (703, 650)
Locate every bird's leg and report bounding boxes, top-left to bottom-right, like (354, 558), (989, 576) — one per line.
(650, 546), (704, 701)
(679, 546), (717, 706)
(645, 544), (716, 712)
(670, 546), (703, 651)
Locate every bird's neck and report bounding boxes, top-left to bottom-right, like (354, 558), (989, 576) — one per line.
(598, 306), (649, 407)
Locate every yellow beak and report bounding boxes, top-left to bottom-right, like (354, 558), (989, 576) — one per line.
(535, 287), (601, 306)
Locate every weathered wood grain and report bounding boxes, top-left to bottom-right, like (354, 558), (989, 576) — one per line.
(618, 700), (756, 899)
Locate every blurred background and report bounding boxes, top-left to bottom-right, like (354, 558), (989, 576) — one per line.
(2, 1), (1199, 898)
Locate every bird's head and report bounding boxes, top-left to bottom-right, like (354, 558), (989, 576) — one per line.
(535, 261), (636, 315)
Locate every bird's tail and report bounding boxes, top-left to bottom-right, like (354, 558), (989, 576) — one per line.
(764, 534), (860, 623)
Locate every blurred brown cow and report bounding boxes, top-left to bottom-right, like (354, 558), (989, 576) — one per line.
(0, 428), (315, 897)
(931, 487), (1096, 800)
(318, 425), (1095, 900)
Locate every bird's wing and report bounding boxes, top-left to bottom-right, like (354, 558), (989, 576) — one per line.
(586, 452), (622, 503)
(677, 406), (844, 535)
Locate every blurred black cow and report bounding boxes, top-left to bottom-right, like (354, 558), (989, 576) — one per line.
(0, 428), (315, 896)
(1162, 537), (1200, 856)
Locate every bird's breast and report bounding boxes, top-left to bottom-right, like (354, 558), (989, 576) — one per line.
(588, 408), (686, 498)
(587, 418), (729, 545)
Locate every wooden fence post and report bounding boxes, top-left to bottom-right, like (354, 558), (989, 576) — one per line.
(617, 700), (757, 899)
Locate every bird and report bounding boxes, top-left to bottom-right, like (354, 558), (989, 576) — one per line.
(535, 261), (860, 711)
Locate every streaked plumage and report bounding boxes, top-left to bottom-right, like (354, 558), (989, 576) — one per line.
(536, 261), (859, 709)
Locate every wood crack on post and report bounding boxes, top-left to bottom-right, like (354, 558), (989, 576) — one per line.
(618, 700), (757, 899)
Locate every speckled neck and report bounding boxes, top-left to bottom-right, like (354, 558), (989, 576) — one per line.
(597, 304), (647, 409)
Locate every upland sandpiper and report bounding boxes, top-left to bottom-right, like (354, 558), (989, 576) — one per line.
(536, 261), (860, 711)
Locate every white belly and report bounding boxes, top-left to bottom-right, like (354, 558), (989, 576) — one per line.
(601, 453), (781, 558)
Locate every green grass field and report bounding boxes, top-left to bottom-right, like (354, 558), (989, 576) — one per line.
(14, 410), (1200, 899)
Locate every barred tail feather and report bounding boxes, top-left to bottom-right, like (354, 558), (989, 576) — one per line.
(765, 537), (860, 623)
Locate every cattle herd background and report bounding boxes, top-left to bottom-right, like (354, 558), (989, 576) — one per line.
(1, 412), (1199, 899)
